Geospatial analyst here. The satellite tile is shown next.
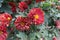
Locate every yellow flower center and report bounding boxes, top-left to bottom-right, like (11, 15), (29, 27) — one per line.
(7, 17), (11, 20)
(34, 14), (39, 19)
(20, 22), (25, 26)
(0, 31), (3, 35)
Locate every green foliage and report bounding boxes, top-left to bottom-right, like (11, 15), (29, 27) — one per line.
(0, 0), (4, 7)
(16, 32), (28, 40)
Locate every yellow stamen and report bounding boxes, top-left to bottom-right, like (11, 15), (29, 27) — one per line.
(34, 14), (39, 19)
(20, 22), (25, 26)
(8, 17), (11, 20)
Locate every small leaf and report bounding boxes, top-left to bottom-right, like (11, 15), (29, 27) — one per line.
(16, 32), (28, 40)
(56, 13), (60, 17)
(0, 3), (2, 7)
(0, 0), (4, 3)
(0, 0), (4, 7)
(29, 32), (41, 40)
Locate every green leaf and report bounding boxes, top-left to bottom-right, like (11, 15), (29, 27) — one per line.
(49, 0), (58, 2)
(0, 3), (2, 7)
(53, 29), (59, 37)
(29, 33), (36, 40)
(56, 13), (60, 17)
(41, 2), (51, 9)
(16, 32), (28, 40)
(40, 30), (48, 37)
(15, 12), (27, 17)
(45, 37), (52, 40)
(37, 25), (46, 30)
(0, 0), (4, 7)
(29, 32), (41, 40)
(0, 3), (12, 14)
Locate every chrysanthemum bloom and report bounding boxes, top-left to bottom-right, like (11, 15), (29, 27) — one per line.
(28, 8), (44, 25)
(56, 6), (60, 10)
(0, 25), (8, 40)
(52, 36), (57, 40)
(0, 13), (12, 27)
(0, 31), (8, 40)
(18, 2), (28, 12)
(14, 17), (31, 31)
(8, 2), (16, 12)
(55, 20), (60, 29)
(36, 0), (45, 3)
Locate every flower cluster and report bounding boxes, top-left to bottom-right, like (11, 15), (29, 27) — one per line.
(0, 0), (45, 39)
(8, 0), (44, 31)
(9, 0), (46, 12)
(0, 0), (59, 40)
(0, 8), (44, 40)
(0, 12), (12, 40)
(8, 1), (29, 12)
(8, 0), (46, 12)
(14, 8), (44, 31)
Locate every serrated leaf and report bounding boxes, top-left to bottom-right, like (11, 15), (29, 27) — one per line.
(16, 32), (27, 40)
(29, 32), (41, 40)
(53, 29), (59, 37)
(15, 12), (27, 17)
(37, 25), (46, 30)
(29, 33), (36, 40)
(40, 30), (48, 37)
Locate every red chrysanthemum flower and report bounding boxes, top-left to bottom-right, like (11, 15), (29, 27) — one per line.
(25, 0), (32, 5)
(28, 8), (44, 25)
(14, 16), (31, 31)
(8, 2), (16, 12)
(0, 31), (8, 40)
(0, 22), (8, 40)
(55, 20), (60, 29)
(0, 13), (12, 27)
(56, 6), (60, 10)
(0, 13), (12, 22)
(52, 36), (57, 40)
(36, 0), (45, 3)
(18, 2), (28, 12)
